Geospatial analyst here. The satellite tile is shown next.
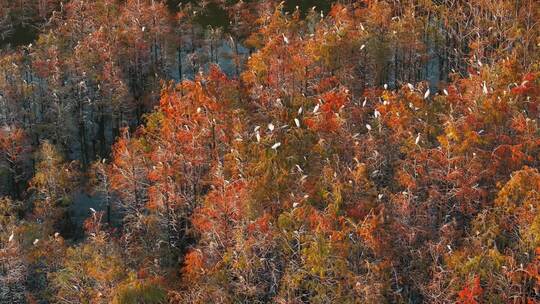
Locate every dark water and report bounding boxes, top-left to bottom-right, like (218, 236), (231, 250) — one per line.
(0, 25), (38, 47)
(167, 0), (334, 29)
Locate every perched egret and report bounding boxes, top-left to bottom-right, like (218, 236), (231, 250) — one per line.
(271, 142), (281, 150)
(268, 123), (275, 131)
(415, 133), (421, 145)
(366, 124), (372, 131)
(8, 231), (14, 242)
(294, 118), (300, 128)
(424, 88), (430, 99)
(33, 239), (39, 245)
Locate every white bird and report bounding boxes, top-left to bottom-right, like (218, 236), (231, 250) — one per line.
(8, 231), (14, 242)
(482, 81), (488, 95)
(378, 194), (384, 200)
(282, 34), (289, 44)
(424, 88), (430, 99)
(271, 142), (281, 150)
(374, 109), (380, 119)
(366, 124), (372, 131)
(256, 131), (261, 143)
(360, 23), (365, 31)
(415, 133), (421, 145)
(89, 207), (96, 213)
(360, 44), (365, 51)
(293, 202), (299, 208)
(443, 89), (449, 96)
(298, 107), (303, 115)
(313, 103), (320, 114)
(268, 123), (275, 131)
(362, 98), (367, 107)
(254, 125), (260, 132)
(33, 239), (39, 245)
(383, 83), (388, 90)
(294, 118), (300, 128)
(407, 83), (414, 91)
(54, 232), (60, 238)
(141, 26), (146, 32)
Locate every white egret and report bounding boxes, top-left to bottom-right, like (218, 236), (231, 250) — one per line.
(424, 88), (430, 99)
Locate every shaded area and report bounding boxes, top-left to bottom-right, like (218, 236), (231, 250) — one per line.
(0, 25), (38, 48)
(168, 0), (334, 28)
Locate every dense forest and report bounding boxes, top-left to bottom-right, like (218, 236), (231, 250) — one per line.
(0, 0), (539, 303)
